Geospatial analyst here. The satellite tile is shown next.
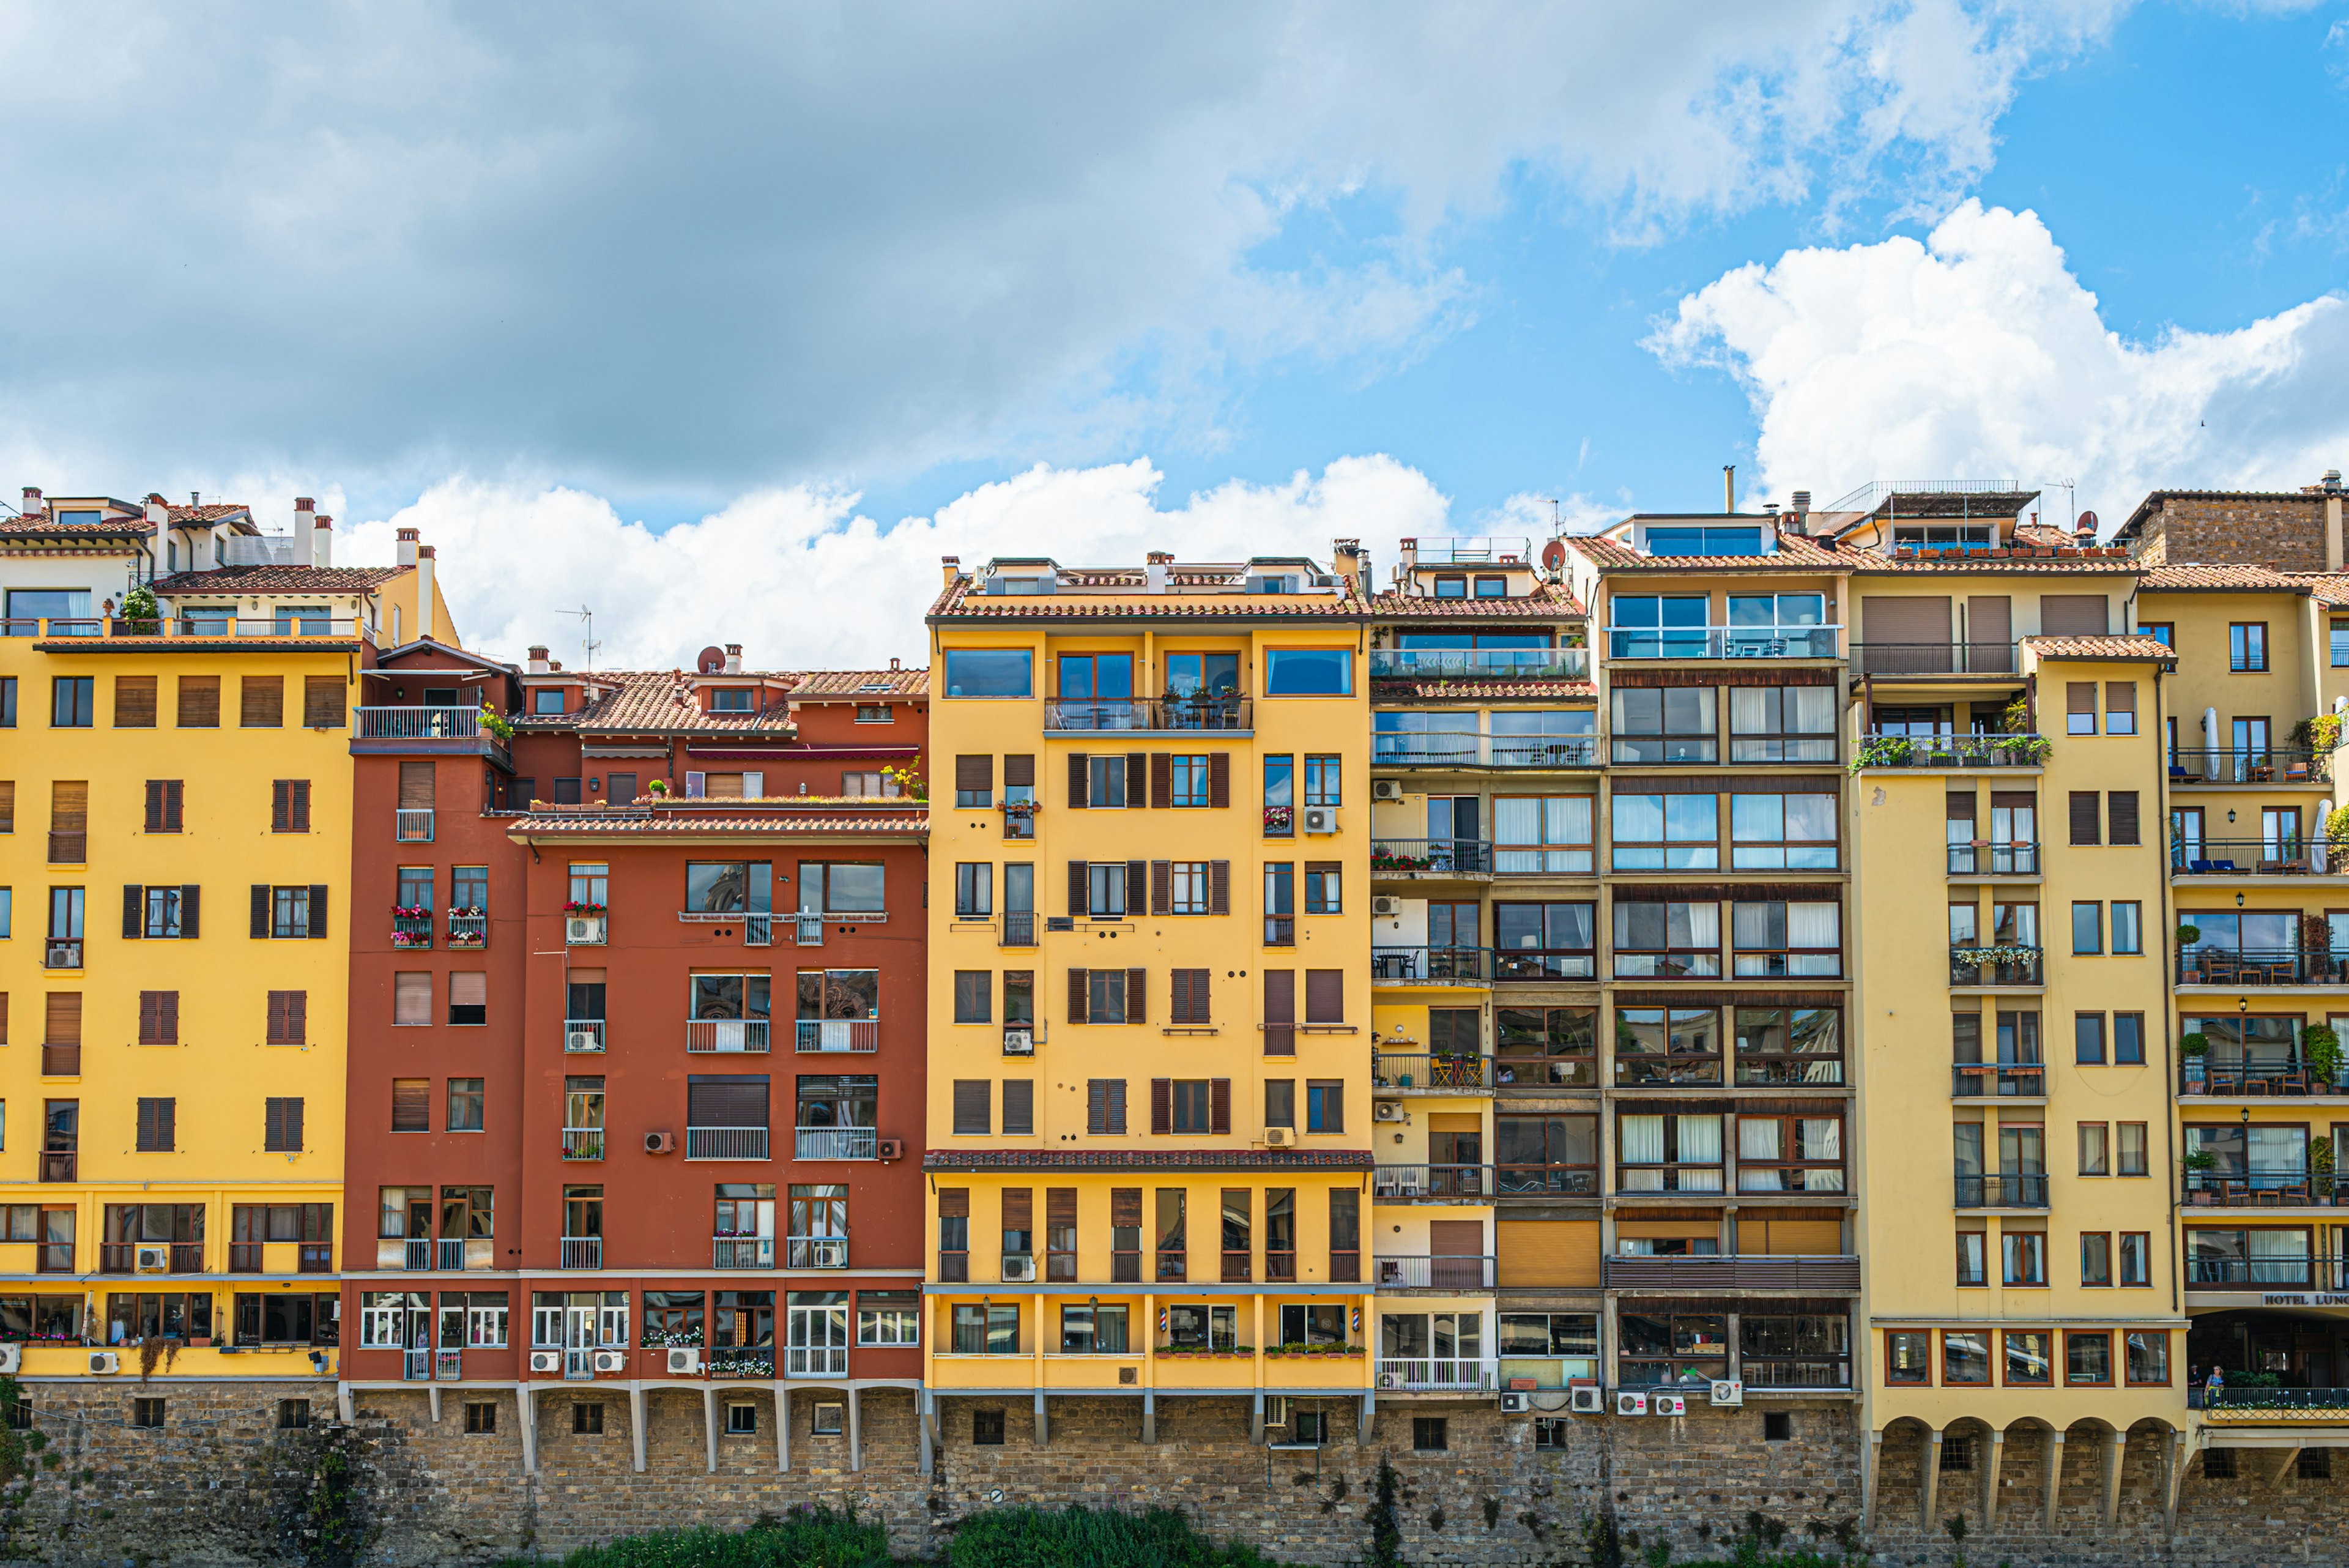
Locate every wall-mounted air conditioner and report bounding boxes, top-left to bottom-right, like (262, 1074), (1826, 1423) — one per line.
(1301, 806), (1338, 834)
(1614, 1391), (1647, 1417)
(1373, 1103), (1407, 1123)
(87, 1352), (119, 1376)
(1262, 1127), (1296, 1147)
(666, 1348), (703, 1375)
(1709, 1380), (1743, 1408)
(1371, 896), (1401, 916)
(1653, 1393), (1687, 1417)
(136, 1246), (170, 1273)
(1002, 1028), (1034, 1055)
(1499, 1392), (1531, 1414)
(592, 1350), (626, 1373)
(528, 1350), (562, 1373)
(1001, 1254), (1036, 1282)
(1569, 1385), (1605, 1415)
(1371, 779), (1403, 802)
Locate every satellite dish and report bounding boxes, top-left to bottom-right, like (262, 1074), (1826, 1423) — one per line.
(696, 646), (725, 675)
(1540, 539), (1568, 574)
(2077, 510), (2099, 534)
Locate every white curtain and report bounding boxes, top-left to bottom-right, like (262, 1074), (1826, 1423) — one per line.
(1676, 1115), (1723, 1163)
(1800, 1118), (1843, 1160)
(1731, 903), (1775, 948)
(1548, 797), (1592, 846)
(2248, 1125), (2306, 1175)
(1493, 797), (1541, 844)
(1729, 688), (1768, 734)
(1788, 687), (1833, 733)
(1674, 902), (1721, 947)
(1787, 902), (1841, 948)
(1620, 1115), (1664, 1164)
(1737, 1118), (1780, 1161)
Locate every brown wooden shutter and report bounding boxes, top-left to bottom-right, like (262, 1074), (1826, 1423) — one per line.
(0, 994), (9, 1047)
(250, 885), (269, 938)
(1305, 970), (1345, 1024)
(1125, 860), (1146, 913)
(1209, 752), (1230, 808)
(1068, 752), (1089, 809)
(1112, 1187), (1141, 1227)
(1209, 860), (1230, 915)
(1126, 968), (1146, 1024)
(146, 782), (165, 832)
(1126, 752), (1145, 804)
(1192, 970), (1212, 1024)
(1047, 1187), (1077, 1227)
(2066, 682), (2096, 723)
(1150, 1079), (1173, 1135)
(951, 1079), (991, 1135)
(138, 991), (177, 1044)
(113, 676), (156, 728)
(266, 1098), (304, 1152)
(144, 779), (182, 832)
(123, 885), (143, 939)
(955, 755), (993, 795)
(307, 884), (328, 938)
(2106, 681), (2136, 721)
(1149, 752), (1172, 808)
(272, 781), (292, 832)
(45, 992), (81, 1046)
(302, 675), (344, 729)
(50, 781), (86, 831)
(1001, 1187), (1033, 1231)
(2069, 792), (2100, 846)
(0, 781), (13, 833)
(1003, 1080), (1034, 1135)
(267, 990), (307, 1044)
(240, 675), (284, 727)
(1209, 1078), (1231, 1135)
(1263, 970), (1295, 1056)
(138, 1098), (172, 1151)
(2109, 791), (2140, 847)
(1150, 861), (1171, 915)
(398, 762), (435, 810)
(176, 675), (220, 727)
(391, 1080), (431, 1132)
(2040, 595), (2109, 635)
(937, 1187), (970, 1219)
(289, 779), (311, 832)
(179, 885), (200, 938)
(1004, 753), (1035, 789)
(1067, 860), (1088, 918)
(1497, 1219), (1601, 1287)
(1067, 969), (1088, 1024)
(1088, 1080), (1108, 1133)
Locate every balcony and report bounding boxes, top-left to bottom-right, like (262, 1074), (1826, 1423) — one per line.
(2182, 1172), (2346, 1208)
(1373, 736), (1600, 769)
(437, 1238), (488, 1271)
(685, 1128), (770, 1161)
(2185, 1257), (2348, 1288)
(42, 939), (82, 971)
(1601, 1255), (1860, 1292)
(713, 1238), (774, 1269)
(1496, 1166), (1600, 1196)
(2182, 1059), (2349, 1096)
(785, 1345), (848, 1378)
(1372, 1254), (1496, 1290)
(2170, 838), (2333, 875)
(1848, 641), (2017, 677)
(354, 706), (510, 768)
(97, 1243), (205, 1274)
(711, 1347), (776, 1379)
(1741, 1359), (1854, 1392)
(13, 613), (369, 644)
(678, 910), (775, 945)
(787, 1236), (850, 1268)
(1371, 839), (1493, 876)
(561, 1128), (605, 1161)
(560, 1238), (603, 1269)
(1042, 697), (1253, 733)
(1369, 648), (1588, 682)
(1951, 1063), (2046, 1098)
(1412, 536), (1531, 564)
(1370, 1164), (1493, 1202)
(447, 913), (486, 949)
(1371, 1053), (1493, 1094)
(1857, 732), (2050, 770)
(40, 1044), (81, 1076)
(2177, 947), (2349, 987)
(565, 913), (607, 945)
(395, 809), (434, 842)
(1371, 946), (1491, 983)
(794, 1127), (877, 1161)
(390, 913), (432, 949)
(2172, 746), (2333, 786)
(1949, 945), (2044, 986)
(564, 1019), (607, 1053)
(794, 1019), (879, 1053)
(46, 831), (85, 864)
(381, 1238), (432, 1271)
(34, 1244), (73, 1273)
(684, 1019), (771, 1053)
(2191, 1384), (2349, 1422)
(1947, 842), (2039, 875)
(1953, 1174), (2047, 1209)
(1375, 1358), (1498, 1392)
(1493, 949), (1597, 981)
(1606, 626), (1839, 661)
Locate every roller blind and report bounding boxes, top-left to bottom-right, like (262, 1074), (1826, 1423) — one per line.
(1497, 1220), (1598, 1287)
(398, 763), (435, 809)
(113, 676), (156, 727)
(685, 1076), (769, 1128)
(302, 676), (345, 729)
(175, 675), (219, 727)
(240, 675), (284, 727)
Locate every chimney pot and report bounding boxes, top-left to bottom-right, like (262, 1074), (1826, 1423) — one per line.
(292, 497), (316, 571)
(2327, 470), (2343, 494)
(941, 554), (962, 590)
(1791, 489), (1811, 514)
(144, 496), (168, 529)
(527, 645), (551, 674)
(20, 486), (40, 515)
(396, 527), (420, 569)
(889, 656), (901, 672)
(724, 643), (743, 674)
(190, 492), (199, 507)
(313, 516), (333, 567)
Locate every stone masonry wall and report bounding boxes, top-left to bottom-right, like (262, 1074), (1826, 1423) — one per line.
(0, 1380), (2342, 1566)
(2140, 495), (2334, 573)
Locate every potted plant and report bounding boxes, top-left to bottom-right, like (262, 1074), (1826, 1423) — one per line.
(2305, 1025), (2343, 1091)
(1849, 735), (1915, 773)
(117, 584), (161, 635)
(2184, 1149), (2217, 1202)
(648, 778), (671, 798)
(1263, 804), (1293, 832)
(477, 707), (516, 741)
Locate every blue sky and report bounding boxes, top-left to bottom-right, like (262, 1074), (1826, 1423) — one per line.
(2, 1), (2345, 666)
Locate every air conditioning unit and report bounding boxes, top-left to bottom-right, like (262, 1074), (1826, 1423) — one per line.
(876, 1137), (904, 1161)
(87, 1352), (119, 1375)
(1262, 1127), (1296, 1148)
(529, 1350), (562, 1373)
(644, 1131), (677, 1154)
(1614, 1391), (1647, 1417)
(1569, 1385), (1606, 1415)
(135, 1246), (170, 1273)
(566, 1030), (602, 1052)
(1371, 779), (1403, 802)
(1301, 806), (1338, 834)
(1001, 1254), (1037, 1282)
(1373, 1103), (1408, 1123)
(1499, 1392), (1531, 1414)
(665, 1347), (703, 1375)
(1002, 1028), (1034, 1055)
(1710, 1379), (1744, 1408)
(47, 945), (78, 968)
(0, 1345), (19, 1375)
(1370, 895), (1401, 917)
(1653, 1392), (1687, 1417)
(1263, 1395), (1290, 1427)
(1377, 1372), (1406, 1391)
(592, 1350), (626, 1373)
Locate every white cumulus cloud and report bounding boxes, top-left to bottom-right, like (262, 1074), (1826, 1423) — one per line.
(1646, 199), (2349, 521)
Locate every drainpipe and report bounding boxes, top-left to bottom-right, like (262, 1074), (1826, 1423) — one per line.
(2156, 663), (2180, 1320)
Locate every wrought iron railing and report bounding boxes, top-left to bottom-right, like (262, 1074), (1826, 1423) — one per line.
(1370, 1164), (1493, 1200)
(1370, 946), (1491, 982)
(1371, 1053), (1493, 1092)
(1371, 1254), (1496, 1289)
(2170, 747), (2333, 785)
(1953, 1174), (2048, 1208)
(1370, 838), (1493, 874)
(1947, 842), (2039, 874)
(1949, 945), (2044, 985)
(1951, 1063), (2045, 1098)
(2176, 947), (2349, 986)
(2169, 838), (2329, 874)
(685, 1128), (769, 1161)
(684, 1019), (771, 1053)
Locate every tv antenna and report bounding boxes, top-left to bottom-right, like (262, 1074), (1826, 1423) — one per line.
(563, 606), (601, 671)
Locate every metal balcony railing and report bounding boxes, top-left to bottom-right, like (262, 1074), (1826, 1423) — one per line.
(358, 706), (487, 740)
(38, 1153), (75, 1183)
(744, 913), (773, 946)
(46, 832), (86, 864)
(561, 1128), (605, 1161)
(794, 1127), (877, 1161)
(564, 1019), (607, 1053)
(684, 1019), (771, 1053)
(1496, 1166), (1600, 1196)
(2183, 1059), (2349, 1096)
(713, 1238), (774, 1269)
(2171, 747), (2333, 786)
(685, 1128), (770, 1161)
(2177, 947), (2349, 986)
(1951, 1063), (2045, 1098)
(395, 809), (435, 842)
(1368, 648), (1588, 681)
(565, 914), (607, 945)
(1412, 537), (1531, 564)
(1371, 945), (1491, 982)
(1376, 1358), (1497, 1392)
(1494, 949), (1598, 981)
(1741, 1359), (1854, 1391)
(787, 1236), (849, 1268)
(785, 1345), (848, 1378)
(794, 1019), (879, 1053)
(404, 1238), (433, 1271)
(1601, 1255), (1860, 1291)
(2184, 1256), (2345, 1287)
(1616, 1165), (1726, 1194)
(391, 915), (432, 949)
(40, 1044), (81, 1076)
(1371, 839), (1493, 874)
(1042, 698), (1253, 732)
(2181, 1172), (2346, 1207)
(560, 1237), (603, 1269)
(1949, 946), (2044, 986)
(1848, 641), (2016, 676)
(2170, 838), (2330, 874)
(1371, 1254), (1496, 1290)
(1858, 732), (2049, 770)
(1947, 842), (2040, 874)
(35, 1243), (73, 1273)
(1371, 737), (1598, 768)
(710, 1347), (776, 1378)
(447, 913), (486, 948)
(1370, 1164), (1493, 1200)
(1000, 910), (1037, 945)
(2190, 1383), (2349, 1410)
(1953, 1174), (2048, 1208)
(1606, 626), (1839, 660)
(1371, 1053), (1493, 1093)
(42, 939), (82, 970)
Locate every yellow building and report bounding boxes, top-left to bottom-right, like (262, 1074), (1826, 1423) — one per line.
(919, 548), (1377, 1448)
(0, 489), (447, 1392)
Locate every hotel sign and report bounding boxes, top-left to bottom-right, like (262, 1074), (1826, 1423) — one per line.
(2260, 1293), (2349, 1307)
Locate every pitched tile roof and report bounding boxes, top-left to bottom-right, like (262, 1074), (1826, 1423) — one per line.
(2295, 574), (2349, 608)
(785, 668), (929, 697)
(1846, 551), (2139, 575)
(165, 503), (254, 526)
(1566, 532), (1848, 571)
(508, 808), (926, 835)
(153, 565), (406, 593)
(2139, 563), (2310, 592)
(2021, 634), (2178, 661)
(1371, 680), (1597, 701)
(521, 669), (803, 735)
(922, 1148), (1377, 1171)
(0, 510), (153, 539)
(1368, 583), (1586, 619)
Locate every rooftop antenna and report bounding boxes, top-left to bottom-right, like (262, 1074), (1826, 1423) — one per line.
(563, 606), (601, 671)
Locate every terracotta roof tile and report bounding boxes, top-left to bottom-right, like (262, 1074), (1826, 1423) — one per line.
(153, 565), (406, 593)
(0, 510), (153, 538)
(2140, 563), (2309, 592)
(1567, 533), (1848, 571)
(922, 1148), (1377, 1171)
(164, 503), (254, 525)
(785, 668), (929, 697)
(2021, 634), (2178, 661)
(1848, 552), (2139, 575)
(1368, 583), (1586, 619)
(521, 669), (801, 735)
(2294, 574), (2349, 608)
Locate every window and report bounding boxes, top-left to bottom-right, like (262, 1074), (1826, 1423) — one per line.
(1264, 863), (1293, 944)
(1616, 1112), (1723, 1192)
(1264, 649), (1351, 696)
(265, 1098), (305, 1152)
(1494, 902), (1595, 979)
(1262, 754), (1293, 834)
(266, 885), (318, 939)
(392, 1080), (429, 1133)
(1304, 863), (1341, 915)
(0, 677), (12, 727)
(2108, 790), (2140, 846)
(1002, 1080), (1034, 1136)
(2074, 1013), (2106, 1064)
(2002, 1232), (2046, 1286)
(392, 974), (430, 1027)
(135, 1098), (175, 1152)
(1490, 795), (1592, 874)
(1305, 1081), (1344, 1134)
(1727, 686), (1836, 763)
(1956, 1233), (1986, 1287)
(447, 1080), (484, 1132)
(447, 973), (486, 1026)
(942, 650), (1031, 698)
(1167, 861), (1211, 915)
(952, 755), (992, 808)
(1170, 1080), (1212, 1135)
(1086, 755), (1129, 809)
(1086, 861), (1130, 920)
(2081, 1232), (2112, 1286)
(710, 688), (754, 712)
(2071, 902), (2101, 955)
(1734, 1007), (1841, 1087)
(1170, 755), (1211, 809)
(952, 972), (991, 1024)
(1943, 1331), (1989, 1385)
(951, 1082), (989, 1136)
(278, 1400), (311, 1430)
(1610, 793), (1717, 871)
(2112, 904), (2142, 957)
(50, 677), (93, 728)
(855, 704), (891, 724)
(2120, 1232), (2150, 1287)
(269, 990), (309, 1045)
(2066, 1331), (2112, 1386)
(2126, 1330), (2168, 1385)
(573, 1402), (604, 1435)
(1731, 901), (1840, 978)
(1496, 1008), (1598, 1089)
(2229, 622), (2267, 672)
(1612, 901), (1720, 978)
(239, 675), (284, 727)
(2079, 1122), (2109, 1175)
(858, 1294), (919, 1345)
(1411, 1417), (1447, 1452)
(1729, 793), (1838, 869)
(971, 1409), (1006, 1443)
(2106, 681), (2137, 735)
(1609, 686), (1716, 764)
(796, 861), (883, 915)
(137, 991), (179, 1044)
(133, 1398), (165, 1429)
(1170, 970), (1211, 1025)
(143, 779), (183, 833)
(1735, 1115), (1844, 1192)
(2118, 1123), (2149, 1176)
(532, 689), (566, 715)
(2065, 681), (2098, 735)
(2204, 1449), (2236, 1479)
(1615, 1007), (1721, 1087)
(2068, 791), (2100, 847)
(465, 1402), (497, 1434)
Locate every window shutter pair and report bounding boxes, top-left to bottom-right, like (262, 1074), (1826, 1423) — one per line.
(273, 779), (313, 833)
(114, 676), (157, 728)
(144, 779), (183, 833)
(302, 675), (345, 729)
(267, 990), (308, 1046)
(1170, 969), (1211, 1025)
(391, 1079), (431, 1132)
(2068, 792), (2101, 846)
(2108, 790), (2140, 847)
(240, 675), (284, 728)
(1150, 1078), (1173, 1135)
(138, 990), (179, 1045)
(265, 1097), (305, 1152)
(1087, 1079), (1127, 1134)
(136, 1098), (175, 1152)
(1149, 752), (1173, 808)
(1067, 752), (1089, 809)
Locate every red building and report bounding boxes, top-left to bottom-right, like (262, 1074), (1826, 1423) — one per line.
(341, 641), (930, 1473)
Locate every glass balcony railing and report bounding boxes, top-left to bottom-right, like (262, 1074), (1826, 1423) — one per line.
(1946, 842), (2039, 875)
(2176, 947), (2349, 986)
(2171, 747), (2333, 786)
(1953, 1174), (2047, 1208)
(1368, 648), (1588, 681)
(1606, 626), (1839, 660)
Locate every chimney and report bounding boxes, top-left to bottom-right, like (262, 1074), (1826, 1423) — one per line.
(889, 656), (902, 672)
(941, 554), (961, 590)
(313, 515), (333, 568)
(1330, 538), (1364, 592)
(396, 527), (420, 568)
(19, 486), (40, 518)
(2328, 472), (2344, 573)
(724, 642), (743, 674)
(1398, 537), (1419, 570)
(527, 645), (551, 675)
(1723, 464), (1737, 515)
(415, 546), (435, 641)
(292, 497), (316, 570)
(144, 492), (168, 530)
(1146, 551), (1173, 593)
